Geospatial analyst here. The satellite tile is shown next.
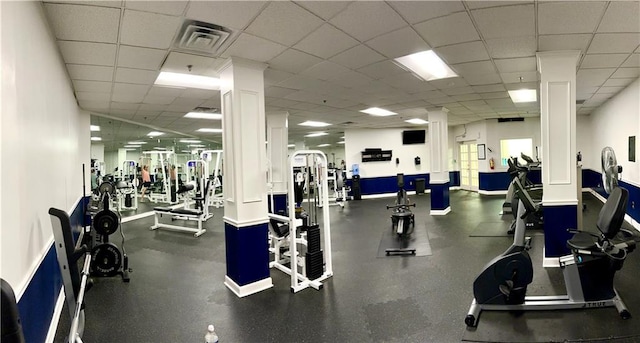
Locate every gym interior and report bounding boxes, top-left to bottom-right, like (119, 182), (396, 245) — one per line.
(1, 1), (639, 342)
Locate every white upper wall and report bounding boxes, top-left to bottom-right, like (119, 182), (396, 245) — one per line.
(1, 1), (90, 295)
(584, 78), (640, 185)
(344, 128), (429, 178)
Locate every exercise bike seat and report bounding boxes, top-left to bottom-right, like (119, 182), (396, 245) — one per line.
(567, 231), (598, 250)
(392, 211), (413, 217)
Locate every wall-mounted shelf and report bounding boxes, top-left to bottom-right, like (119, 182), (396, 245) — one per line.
(361, 148), (392, 162)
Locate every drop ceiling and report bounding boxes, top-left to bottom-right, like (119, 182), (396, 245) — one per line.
(42, 0), (640, 148)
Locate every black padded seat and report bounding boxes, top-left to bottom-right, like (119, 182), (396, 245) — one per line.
(154, 207), (172, 212)
(270, 219), (290, 238)
(392, 211), (413, 217)
(171, 208), (203, 216)
(567, 231), (598, 250)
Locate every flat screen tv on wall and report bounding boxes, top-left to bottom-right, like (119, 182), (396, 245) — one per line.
(402, 130), (426, 145)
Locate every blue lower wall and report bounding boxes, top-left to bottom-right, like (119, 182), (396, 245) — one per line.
(544, 205), (578, 257)
(449, 171), (460, 187)
(431, 182), (450, 210)
(225, 222), (271, 286)
(16, 197), (87, 343)
(346, 172), (460, 195)
(583, 169), (640, 225)
(267, 193), (287, 214)
(478, 172), (511, 191)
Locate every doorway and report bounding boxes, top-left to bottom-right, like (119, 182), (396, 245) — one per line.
(460, 142), (479, 191)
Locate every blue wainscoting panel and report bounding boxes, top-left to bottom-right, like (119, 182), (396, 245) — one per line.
(582, 169), (640, 224)
(225, 222), (271, 286)
(430, 182), (450, 210)
(268, 193), (288, 214)
(449, 171), (460, 187)
(478, 172), (511, 191)
(582, 168), (602, 188)
(349, 173), (431, 195)
(544, 205), (578, 257)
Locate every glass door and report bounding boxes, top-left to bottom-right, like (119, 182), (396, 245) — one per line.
(460, 142), (479, 192)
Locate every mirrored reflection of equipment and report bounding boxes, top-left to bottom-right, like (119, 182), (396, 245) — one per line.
(319, 167), (349, 209)
(465, 147), (636, 328)
(49, 208), (93, 343)
(267, 150), (333, 293)
(384, 173), (416, 256)
(116, 160), (138, 211)
(143, 151), (178, 204)
(200, 150), (224, 208)
(88, 181), (131, 282)
(151, 179), (214, 237)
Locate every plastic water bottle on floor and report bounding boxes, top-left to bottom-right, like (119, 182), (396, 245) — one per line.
(205, 324), (218, 343)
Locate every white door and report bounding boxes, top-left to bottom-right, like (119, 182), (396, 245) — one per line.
(460, 142), (479, 191)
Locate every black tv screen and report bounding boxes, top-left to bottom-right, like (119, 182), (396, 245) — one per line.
(402, 130), (426, 145)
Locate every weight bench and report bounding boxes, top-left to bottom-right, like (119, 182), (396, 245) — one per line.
(150, 180), (213, 237)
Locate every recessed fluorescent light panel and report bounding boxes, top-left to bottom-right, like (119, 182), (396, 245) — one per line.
(147, 131), (164, 137)
(305, 132), (329, 137)
(155, 72), (220, 90)
(508, 89), (537, 103)
(125, 148), (136, 151)
(124, 145), (139, 148)
(90, 125), (100, 131)
(299, 120), (331, 127)
(405, 118), (429, 125)
(360, 107), (397, 117)
(128, 141), (147, 145)
(153, 147), (166, 150)
(337, 141), (345, 144)
(197, 128), (223, 133)
(90, 137), (102, 141)
(287, 144), (295, 148)
(184, 112), (222, 120)
(394, 50), (458, 81)
(179, 139), (202, 143)
(317, 144), (331, 147)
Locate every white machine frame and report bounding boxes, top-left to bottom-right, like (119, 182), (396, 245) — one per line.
(116, 160), (138, 211)
(268, 150), (333, 293)
(143, 151), (177, 204)
(186, 159), (208, 197)
(200, 150), (224, 208)
(150, 180), (214, 237)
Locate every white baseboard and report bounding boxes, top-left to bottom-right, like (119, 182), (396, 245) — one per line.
(430, 207), (451, 216)
(478, 190), (508, 195)
(45, 287), (65, 343)
(224, 276), (273, 298)
(450, 186), (461, 191)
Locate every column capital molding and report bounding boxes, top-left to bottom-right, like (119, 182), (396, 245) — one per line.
(427, 106), (449, 115)
(219, 57), (267, 74)
(266, 110), (290, 116)
(536, 50), (581, 72)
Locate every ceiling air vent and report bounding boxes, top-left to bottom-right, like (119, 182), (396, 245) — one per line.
(193, 107), (220, 113)
(177, 20), (231, 55)
(340, 121), (355, 125)
(576, 99), (586, 105)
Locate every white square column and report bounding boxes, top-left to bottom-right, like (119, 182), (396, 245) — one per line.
(537, 51), (581, 262)
(266, 111), (289, 213)
(428, 107), (451, 215)
(219, 57), (273, 297)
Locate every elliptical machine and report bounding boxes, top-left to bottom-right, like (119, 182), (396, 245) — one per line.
(385, 173), (416, 255)
(466, 147), (635, 327)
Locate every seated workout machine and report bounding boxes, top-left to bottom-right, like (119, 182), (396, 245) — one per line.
(466, 162), (636, 327)
(151, 179), (213, 237)
(385, 173), (416, 255)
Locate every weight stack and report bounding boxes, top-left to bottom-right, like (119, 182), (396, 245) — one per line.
(306, 225), (321, 253)
(305, 250), (324, 280)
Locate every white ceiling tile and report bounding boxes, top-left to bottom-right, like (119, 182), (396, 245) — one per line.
(485, 36), (536, 59)
(471, 4), (534, 39)
(115, 68), (158, 84)
(45, 1), (122, 7)
(117, 46), (166, 70)
(294, 1), (351, 20)
(111, 102), (140, 110)
(467, 1), (533, 9)
(479, 91), (509, 99)
(146, 86), (185, 98)
(181, 89), (216, 100)
(265, 86), (299, 98)
(442, 86), (475, 96)
(109, 109), (137, 117)
(435, 41), (489, 64)
(221, 33), (287, 62)
(456, 97), (484, 104)
(366, 27), (430, 59)
(111, 92), (145, 103)
(357, 60), (406, 80)
(246, 2), (324, 46)
(58, 41), (116, 66)
(300, 61), (351, 81)
(429, 77), (469, 90)
(500, 71), (537, 84)
(576, 68), (616, 87)
(329, 45), (386, 70)
(503, 81), (536, 91)
(113, 83), (150, 94)
(577, 92), (594, 101)
(380, 73), (431, 93)
(44, 3), (120, 43)
(67, 64), (114, 81)
(602, 78), (635, 87)
(576, 86), (600, 94)
(264, 69), (295, 85)
(329, 72), (376, 89)
(161, 52), (225, 77)
(486, 98), (515, 107)
(268, 49), (323, 74)
(538, 34), (592, 53)
(329, 2), (406, 42)
(622, 54), (640, 68)
(597, 86), (626, 94)
(538, 2), (606, 34)
(72, 80), (112, 93)
(590, 93), (613, 102)
(494, 57), (536, 73)
(610, 68), (639, 79)
(76, 91), (111, 102)
(141, 95), (174, 105)
(78, 100), (110, 110)
(581, 54), (629, 69)
(464, 73), (503, 86)
(388, 1), (464, 25)
(588, 33), (640, 54)
(597, 2), (640, 33)
(120, 10), (181, 49)
(167, 98), (204, 111)
(414, 12), (479, 47)
(186, 1), (266, 30)
(125, 1), (187, 16)
(414, 90), (447, 100)
(293, 24), (359, 59)
(451, 60), (495, 75)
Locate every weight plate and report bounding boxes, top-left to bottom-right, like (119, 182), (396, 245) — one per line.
(98, 182), (115, 195)
(90, 243), (122, 277)
(93, 210), (119, 236)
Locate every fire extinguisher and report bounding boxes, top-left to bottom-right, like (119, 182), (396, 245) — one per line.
(489, 157), (495, 170)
